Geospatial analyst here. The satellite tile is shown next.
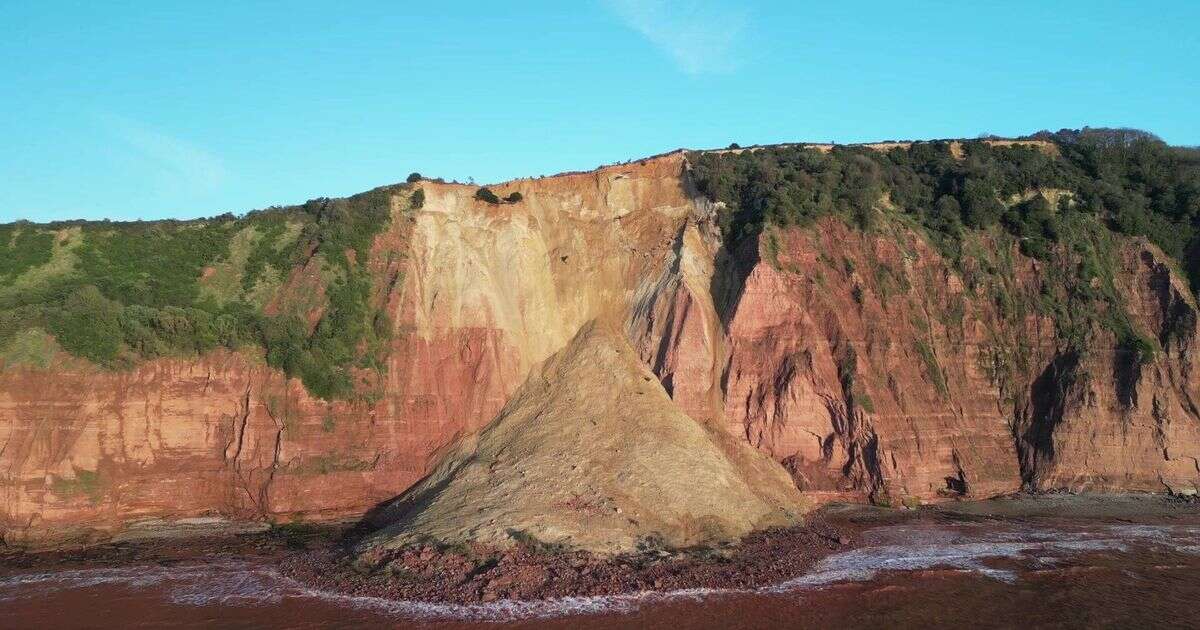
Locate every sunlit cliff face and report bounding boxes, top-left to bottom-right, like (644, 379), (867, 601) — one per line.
(4, 147), (1200, 547)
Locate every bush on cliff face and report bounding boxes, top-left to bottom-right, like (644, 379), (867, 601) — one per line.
(475, 187), (501, 204)
(241, 213), (297, 293)
(474, 187), (523, 205)
(253, 188), (397, 398)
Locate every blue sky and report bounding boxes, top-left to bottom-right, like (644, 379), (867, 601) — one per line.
(2, 1), (1197, 222)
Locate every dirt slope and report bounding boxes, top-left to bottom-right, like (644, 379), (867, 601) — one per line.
(357, 321), (805, 555)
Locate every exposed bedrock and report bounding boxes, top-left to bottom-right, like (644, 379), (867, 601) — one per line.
(3, 153), (1199, 546)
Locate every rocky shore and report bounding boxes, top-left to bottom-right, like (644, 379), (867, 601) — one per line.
(0, 513), (859, 606)
(7, 494), (1199, 610)
(279, 517), (854, 604)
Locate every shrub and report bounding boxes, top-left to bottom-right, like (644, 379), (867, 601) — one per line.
(505, 191), (523, 203)
(1118, 331), (1158, 367)
(49, 285), (123, 364)
(406, 172), (422, 183)
(410, 189), (425, 209)
(74, 219), (236, 308)
(474, 187), (500, 204)
(0, 226), (55, 281)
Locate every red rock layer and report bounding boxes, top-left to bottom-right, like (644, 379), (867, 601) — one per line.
(711, 221), (1200, 502)
(4, 155), (1199, 544)
(1, 155), (698, 544)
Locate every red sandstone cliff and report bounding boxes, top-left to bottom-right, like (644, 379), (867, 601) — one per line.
(3, 152), (1198, 545)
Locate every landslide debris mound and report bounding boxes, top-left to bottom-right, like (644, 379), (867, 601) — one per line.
(356, 321), (807, 555)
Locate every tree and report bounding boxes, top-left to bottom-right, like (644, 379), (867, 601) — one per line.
(406, 172), (422, 183)
(960, 180), (1005, 228)
(505, 191), (523, 203)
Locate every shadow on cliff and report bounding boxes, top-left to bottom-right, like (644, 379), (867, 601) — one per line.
(711, 234), (762, 329)
(677, 155), (760, 329)
(1016, 350), (1082, 489)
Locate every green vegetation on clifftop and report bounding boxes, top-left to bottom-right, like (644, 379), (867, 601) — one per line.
(690, 128), (1200, 358)
(0, 183), (418, 400)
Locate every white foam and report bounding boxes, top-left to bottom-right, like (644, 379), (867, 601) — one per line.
(167, 566), (289, 606)
(278, 575), (745, 622)
(0, 562), (247, 601)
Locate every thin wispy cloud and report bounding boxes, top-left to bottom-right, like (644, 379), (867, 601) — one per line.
(604, 0), (747, 75)
(99, 114), (227, 193)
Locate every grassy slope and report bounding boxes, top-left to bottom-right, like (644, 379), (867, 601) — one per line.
(0, 183), (418, 400)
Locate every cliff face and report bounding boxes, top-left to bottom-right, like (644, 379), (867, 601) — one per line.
(713, 223), (1200, 504)
(1, 155), (703, 544)
(3, 150), (1199, 546)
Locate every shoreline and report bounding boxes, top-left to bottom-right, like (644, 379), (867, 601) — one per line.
(279, 515), (856, 604)
(4, 493), (1198, 606)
